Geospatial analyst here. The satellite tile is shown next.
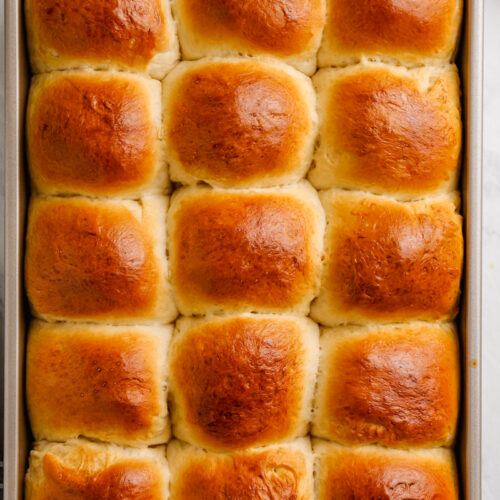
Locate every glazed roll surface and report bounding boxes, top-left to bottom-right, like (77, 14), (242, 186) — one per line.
(163, 58), (317, 188)
(25, 196), (176, 324)
(310, 63), (462, 199)
(311, 190), (463, 326)
(171, 0), (326, 74)
(168, 314), (318, 451)
(168, 182), (325, 316)
(313, 322), (460, 448)
(319, 0), (463, 67)
(314, 441), (459, 500)
(25, 0), (179, 78)
(27, 321), (172, 447)
(27, 71), (166, 198)
(168, 439), (313, 500)
(25, 440), (169, 500)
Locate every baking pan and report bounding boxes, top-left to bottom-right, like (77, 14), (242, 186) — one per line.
(3, 0), (483, 498)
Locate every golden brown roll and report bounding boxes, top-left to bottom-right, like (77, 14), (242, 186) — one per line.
(27, 71), (166, 198)
(310, 63), (462, 199)
(167, 182), (324, 316)
(25, 0), (179, 78)
(25, 439), (169, 500)
(25, 196), (177, 324)
(163, 58), (318, 188)
(318, 0), (462, 67)
(27, 321), (172, 447)
(314, 441), (459, 500)
(171, 0), (326, 75)
(313, 323), (460, 448)
(311, 190), (463, 326)
(168, 314), (318, 451)
(167, 439), (313, 499)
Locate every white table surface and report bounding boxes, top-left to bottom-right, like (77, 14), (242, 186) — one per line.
(482, 0), (500, 495)
(1, 0), (499, 495)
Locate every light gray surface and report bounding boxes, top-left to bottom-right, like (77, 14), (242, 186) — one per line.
(482, 0), (500, 496)
(0, 0), (497, 496)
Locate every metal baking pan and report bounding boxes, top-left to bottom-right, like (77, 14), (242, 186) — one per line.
(3, 0), (483, 498)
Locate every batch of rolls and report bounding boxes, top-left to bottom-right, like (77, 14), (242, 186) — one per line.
(23, 0), (464, 498)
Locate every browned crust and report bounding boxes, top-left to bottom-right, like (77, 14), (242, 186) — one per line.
(25, 199), (159, 319)
(31, 0), (170, 67)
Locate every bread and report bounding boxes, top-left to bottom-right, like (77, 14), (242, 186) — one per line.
(309, 63), (462, 199)
(168, 314), (318, 451)
(163, 57), (317, 188)
(23, 0), (465, 493)
(25, 439), (169, 499)
(168, 182), (325, 315)
(314, 441), (459, 499)
(167, 439), (313, 499)
(27, 71), (166, 198)
(318, 0), (463, 67)
(313, 322), (459, 448)
(171, 0), (325, 75)
(311, 190), (463, 326)
(27, 321), (172, 447)
(25, 196), (177, 324)
(25, 0), (179, 79)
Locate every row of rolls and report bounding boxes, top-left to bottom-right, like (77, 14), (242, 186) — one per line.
(26, 318), (459, 497)
(23, 0), (464, 498)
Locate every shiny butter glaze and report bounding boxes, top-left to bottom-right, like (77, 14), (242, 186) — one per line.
(328, 0), (458, 54)
(168, 62), (309, 185)
(34, 454), (161, 500)
(170, 316), (306, 449)
(27, 327), (161, 440)
(326, 194), (462, 321)
(317, 446), (457, 500)
(25, 199), (158, 320)
(171, 192), (316, 311)
(182, 0), (324, 55)
(28, 73), (158, 194)
(321, 68), (461, 194)
(171, 447), (308, 500)
(319, 325), (459, 447)
(31, 0), (170, 67)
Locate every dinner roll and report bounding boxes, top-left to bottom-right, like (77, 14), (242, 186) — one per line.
(25, 439), (169, 500)
(310, 63), (462, 199)
(168, 182), (324, 316)
(25, 0), (179, 78)
(318, 0), (462, 67)
(313, 323), (459, 448)
(25, 196), (177, 324)
(168, 439), (313, 499)
(311, 190), (463, 326)
(163, 58), (317, 188)
(27, 321), (172, 447)
(314, 441), (459, 500)
(27, 71), (166, 198)
(171, 0), (325, 75)
(169, 314), (318, 451)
